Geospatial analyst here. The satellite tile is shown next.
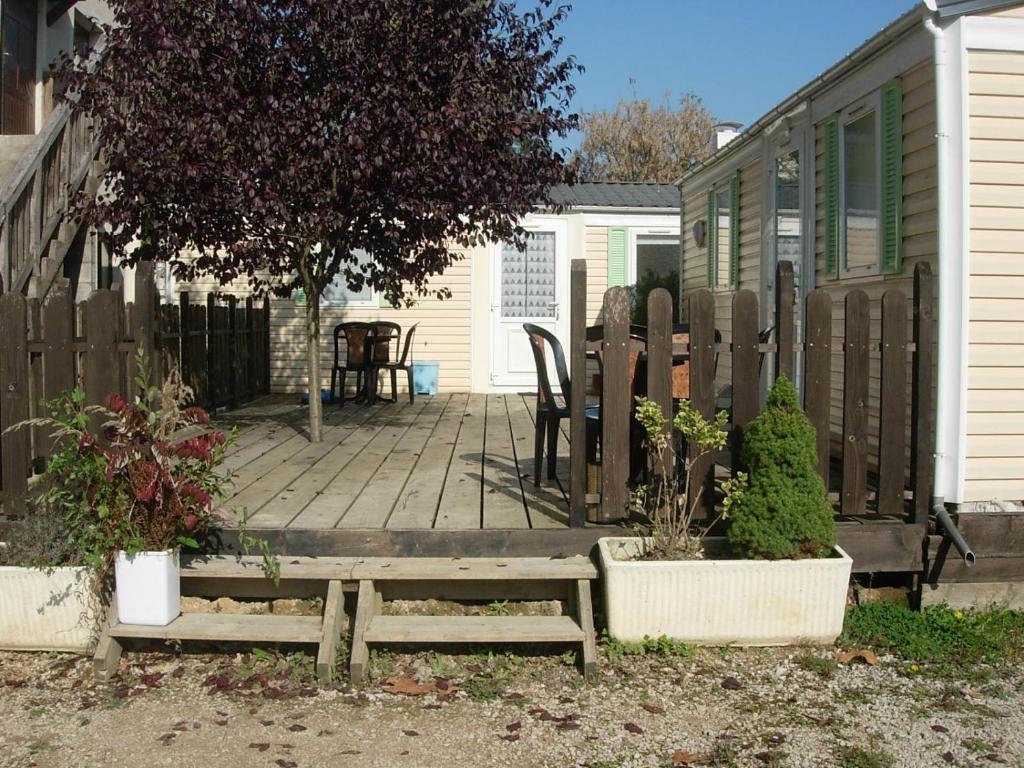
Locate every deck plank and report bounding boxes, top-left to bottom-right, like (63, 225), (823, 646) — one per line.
(337, 396), (451, 528)
(295, 398), (431, 528)
(226, 404), (379, 520)
(433, 393), (488, 529)
(507, 393), (570, 528)
(386, 393), (469, 529)
(249, 401), (420, 528)
(481, 395), (530, 529)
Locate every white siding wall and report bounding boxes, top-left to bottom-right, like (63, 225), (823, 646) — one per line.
(965, 49), (1024, 503)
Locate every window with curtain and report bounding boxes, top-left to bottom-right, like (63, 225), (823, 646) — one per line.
(322, 249), (376, 306)
(500, 231), (556, 318)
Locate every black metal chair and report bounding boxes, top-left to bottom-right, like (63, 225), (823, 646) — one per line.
(379, 324), (417, 404)
(523, 323), (571, 486)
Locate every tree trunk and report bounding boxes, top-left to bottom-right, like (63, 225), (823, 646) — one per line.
(302, 271), (323, 443)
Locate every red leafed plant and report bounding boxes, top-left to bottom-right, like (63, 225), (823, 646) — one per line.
(28, 349), (231, 577)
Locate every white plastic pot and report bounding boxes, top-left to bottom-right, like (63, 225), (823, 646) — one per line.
(598, 537), (852, 646)
(0, 566), (99, 652)
(114, 549), (180, 626)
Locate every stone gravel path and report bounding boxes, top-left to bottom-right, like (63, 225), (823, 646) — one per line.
(1, 645), (1022, 768)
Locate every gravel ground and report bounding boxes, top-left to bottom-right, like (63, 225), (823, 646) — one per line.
(1, 644), (1022, 768)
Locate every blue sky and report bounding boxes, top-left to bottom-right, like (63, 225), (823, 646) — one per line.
(550, 1), (917, 149)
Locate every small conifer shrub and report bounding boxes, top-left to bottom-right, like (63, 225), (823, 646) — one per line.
(726, 375), (836, 559)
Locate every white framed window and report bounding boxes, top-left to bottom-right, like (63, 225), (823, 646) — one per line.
(321, 248), (377, 307)
(629, 230), (680, 285)
(839, 92), (882, 277)
(713, 185), (732, 289)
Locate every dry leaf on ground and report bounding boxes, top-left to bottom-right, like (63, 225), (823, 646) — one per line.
(835, 649), (878, 666)
(672, 750), (703, 765)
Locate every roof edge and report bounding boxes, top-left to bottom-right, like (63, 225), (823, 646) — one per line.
(676, 3), (926, 187)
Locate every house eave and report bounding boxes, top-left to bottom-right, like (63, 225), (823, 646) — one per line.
(676, 3), (926, 187)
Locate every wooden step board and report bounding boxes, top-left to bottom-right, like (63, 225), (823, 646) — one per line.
(93, 555), (599, 685)
(93, 579), (347, 684)
(348, 557), (598, 684)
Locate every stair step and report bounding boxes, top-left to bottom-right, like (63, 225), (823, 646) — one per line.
(108, 613), (323, 644)
(350, 555), (598, 581)
(363, 615), (584, 644)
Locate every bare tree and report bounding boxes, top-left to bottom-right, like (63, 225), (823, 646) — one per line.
(576, 92), (716, 182)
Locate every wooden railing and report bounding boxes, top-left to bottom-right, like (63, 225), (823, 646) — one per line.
(568, 259), (935, 532)
(0, 263), (271, 518)
(0, 102), (100, 296)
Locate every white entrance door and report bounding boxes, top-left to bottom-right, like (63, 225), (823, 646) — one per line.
(490, 221), (569, 390)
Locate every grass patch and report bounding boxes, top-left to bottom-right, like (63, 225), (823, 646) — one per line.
(842, 603), (1024, 676)
(603, 633), (695, 664)
(836, 745), (894, 768)
(794, 650), (839, 679)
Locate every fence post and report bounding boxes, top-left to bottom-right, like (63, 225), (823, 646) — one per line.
(0, 294), (30, 516)
(245, 296), (256, 402)
(804, 289), (832, 484)
(83, 289), (119, 431)
(133, 261), (157, 385)
(688, 289), (716, 520)
(774, 261), (795, 382)
(911, 263), (935, 525)
(731, 290), (759, 473)
(569, 259), (587, 527)
(600, 286), (630, 522)
(228, 295), (238, 410)
(878, 289), (908, 517)
(206, 294), (217, 411)
(40, 286), (73, 458)
(263, 297), (271, 394)
(646, 287), (673, 483)
(841, 289), (870, 516)
(179, 292), (192, 395)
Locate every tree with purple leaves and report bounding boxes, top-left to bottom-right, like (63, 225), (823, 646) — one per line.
(62, 1), (580, 440)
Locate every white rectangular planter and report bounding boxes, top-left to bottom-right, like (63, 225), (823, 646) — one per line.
(598, 537), (853, 646)
(115, 550), (180, 626)
(0, 566), (99, 652)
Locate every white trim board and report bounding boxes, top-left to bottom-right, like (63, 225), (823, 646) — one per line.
(963, 16), (1024, 51)
(578, 212), (680, 228)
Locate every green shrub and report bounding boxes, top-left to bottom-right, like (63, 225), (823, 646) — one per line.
(726, 376), (835, 559)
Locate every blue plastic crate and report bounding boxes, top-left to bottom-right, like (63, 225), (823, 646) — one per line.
(300, 388), (334, 404)
(411, 361), (438, 396)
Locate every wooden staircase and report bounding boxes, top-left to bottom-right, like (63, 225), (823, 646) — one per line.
(93, 555), (599, 684)
(0, 98), (103, 298)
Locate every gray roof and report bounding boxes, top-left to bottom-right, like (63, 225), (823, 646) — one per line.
(545, 182), (680, 210)
(934, 0), (1021, 17)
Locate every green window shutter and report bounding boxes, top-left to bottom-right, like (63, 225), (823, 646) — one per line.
(824, 116), (840, 280)
(880, 78), (904, 275)
(706, 188), (716, 288)
(730, 171), (741, 288)
(293, 287), (307, 307)
(379, 290), (391, 309)
(607, 227), (628, 287)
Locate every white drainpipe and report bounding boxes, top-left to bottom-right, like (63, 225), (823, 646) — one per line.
(923, 6), (974, 565)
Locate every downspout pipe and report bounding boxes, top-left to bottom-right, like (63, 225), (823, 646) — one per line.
(923, 6), (974, 566)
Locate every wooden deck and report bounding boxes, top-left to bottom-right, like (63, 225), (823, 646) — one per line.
(216, 393), (574, 531)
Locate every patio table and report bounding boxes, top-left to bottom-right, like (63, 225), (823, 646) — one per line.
(361, 331), (399, 405)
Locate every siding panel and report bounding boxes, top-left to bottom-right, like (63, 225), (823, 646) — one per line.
(965, 49), (1024, 502)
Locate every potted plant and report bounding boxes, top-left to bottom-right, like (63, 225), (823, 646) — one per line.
(24, 354), (230, 627)
(598, 376), (852, 645)
(0, 501), (99, 653)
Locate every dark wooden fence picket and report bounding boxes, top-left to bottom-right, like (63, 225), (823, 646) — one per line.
(566, 258), (935, 537)
(687, 288), (716, 521)
(0, 263), (271, 519)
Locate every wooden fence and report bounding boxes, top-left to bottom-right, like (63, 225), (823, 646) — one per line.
(0, 263), (270, 517)
(568, 259), (935, 532)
